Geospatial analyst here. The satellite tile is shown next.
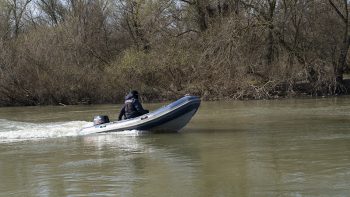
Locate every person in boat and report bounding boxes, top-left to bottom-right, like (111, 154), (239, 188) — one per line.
(118, 90), (149, 120)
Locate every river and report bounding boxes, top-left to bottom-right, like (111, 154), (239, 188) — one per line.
(0, 96), (350, 196)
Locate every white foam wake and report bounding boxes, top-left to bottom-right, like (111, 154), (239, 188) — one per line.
(0, 119), (147, 142)
(0, 119), (92, 141)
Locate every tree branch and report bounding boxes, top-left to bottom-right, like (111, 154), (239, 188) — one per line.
(178, 0), (195, 5)
(328, 0), (347, 24)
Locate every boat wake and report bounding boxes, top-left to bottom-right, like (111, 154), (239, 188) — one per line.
(0, 119), (145, 142)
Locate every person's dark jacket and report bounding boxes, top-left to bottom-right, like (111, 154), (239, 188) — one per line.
(118, 93), (149, 120)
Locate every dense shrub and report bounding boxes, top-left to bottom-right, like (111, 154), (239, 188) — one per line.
(0, 0), (348, 106)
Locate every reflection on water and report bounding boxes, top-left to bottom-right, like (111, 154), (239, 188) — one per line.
(1, 96), (350, 196)
(79, 134), (203, 196)
(0, 134), (202, 197)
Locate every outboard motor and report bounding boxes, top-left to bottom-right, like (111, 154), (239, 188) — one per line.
(93, 115), (110, 126)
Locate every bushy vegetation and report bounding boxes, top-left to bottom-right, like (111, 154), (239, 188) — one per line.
(0, 0), (349, 106)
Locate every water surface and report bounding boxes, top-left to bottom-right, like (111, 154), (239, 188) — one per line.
(1, 97), (350, 196)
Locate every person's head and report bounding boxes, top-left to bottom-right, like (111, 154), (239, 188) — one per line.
(130, 90), (139, 99)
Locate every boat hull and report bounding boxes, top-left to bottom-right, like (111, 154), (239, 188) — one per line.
(79, 96), (201, 133)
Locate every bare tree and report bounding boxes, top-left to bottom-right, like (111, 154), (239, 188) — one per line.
(241, 0), (278, 65)
(37, 0), (66, 25)
(0, 2), (12, 40)
(5, 0), (33, 37)
(328, 0), (349, 86)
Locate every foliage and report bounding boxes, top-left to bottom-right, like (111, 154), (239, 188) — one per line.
(0, 0), (349, 106)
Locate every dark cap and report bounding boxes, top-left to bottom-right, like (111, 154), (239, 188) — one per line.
(130, 90), (139, 99)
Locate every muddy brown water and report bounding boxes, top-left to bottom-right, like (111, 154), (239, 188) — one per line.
(0, 96), (350, 196)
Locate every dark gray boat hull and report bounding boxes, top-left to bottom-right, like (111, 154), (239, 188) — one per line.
(80, 96), (201, 133)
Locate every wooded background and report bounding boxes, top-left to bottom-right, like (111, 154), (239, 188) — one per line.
(0, 0), (349, 106)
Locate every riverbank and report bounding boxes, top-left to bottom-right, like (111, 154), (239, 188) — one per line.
(1, 79), (350, 107)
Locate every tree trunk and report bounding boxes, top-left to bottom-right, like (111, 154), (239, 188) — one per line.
(195, 0), (208, 31)
(266, 0), (276, 65)
(328, 0), (349, 91)
(335, 38), (349, 85)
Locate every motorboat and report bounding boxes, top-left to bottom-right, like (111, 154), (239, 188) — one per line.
(79, 95), (201, 133)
